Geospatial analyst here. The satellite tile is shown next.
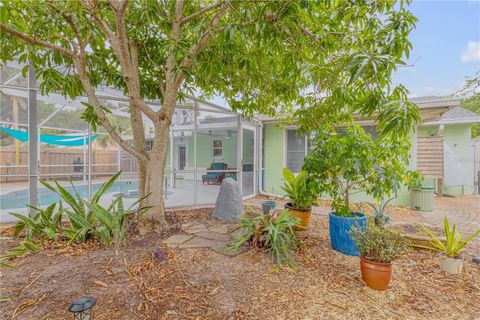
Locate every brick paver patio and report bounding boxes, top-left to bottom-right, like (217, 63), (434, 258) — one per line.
(421, 195), (480, 237)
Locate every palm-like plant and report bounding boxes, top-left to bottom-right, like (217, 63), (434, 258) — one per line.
(415, 217), (480, 258)
(281, 168), (317, 210)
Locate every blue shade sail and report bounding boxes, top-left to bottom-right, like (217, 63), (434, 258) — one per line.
(0, 127), (96, 146)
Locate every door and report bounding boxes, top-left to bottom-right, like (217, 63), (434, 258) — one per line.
(241, 127), (255, 198)
(178, 145), (186, 170)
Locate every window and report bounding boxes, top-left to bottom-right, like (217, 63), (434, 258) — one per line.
(213, 140), (223, 157)
(285, 129), (313, 173)
(363, 125), (378, 140)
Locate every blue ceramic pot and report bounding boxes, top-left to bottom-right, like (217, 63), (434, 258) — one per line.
(261, 200), (277, 214)
(329, 212), (367, 256)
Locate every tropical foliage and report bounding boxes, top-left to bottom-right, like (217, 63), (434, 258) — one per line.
(281, 168), (318, 210)
(1, 172), (150, 267)
(415, 217), (480, 258)
(229, 210), (300, 267)
(350, 218), (406, 264)
(303, 126), (420, 217)
(367, 197), (395, 227)
(0, 0), (418, 228)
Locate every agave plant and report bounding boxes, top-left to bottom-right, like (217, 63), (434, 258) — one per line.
(9, 203), (64, 241)
(87, 193), (152, 254)
(367, 197), (395, 227)
(415, 217), (480, 258)
(229, 210), (300, 266)
(39, 171), (122, 243)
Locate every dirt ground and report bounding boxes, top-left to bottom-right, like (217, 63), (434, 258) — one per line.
(0, 207), (479, 320)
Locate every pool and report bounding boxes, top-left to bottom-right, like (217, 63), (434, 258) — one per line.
(0, 180), (138, 211)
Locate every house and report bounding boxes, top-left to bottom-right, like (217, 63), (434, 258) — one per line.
(259, 96), (480, 205)
(127, 95), (477, 208)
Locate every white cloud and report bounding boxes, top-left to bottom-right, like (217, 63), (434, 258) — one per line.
(460, 41), (480, 63)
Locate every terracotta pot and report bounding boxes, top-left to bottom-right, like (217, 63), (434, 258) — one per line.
(360, 258), (392, 291)
(285, 203), (311, 231)
(439, 257), (464, 275)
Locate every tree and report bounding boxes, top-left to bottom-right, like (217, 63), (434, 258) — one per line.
(0, 0), (418, 232)
(302, 126), (420, 217)
(458, 71), (480, 137)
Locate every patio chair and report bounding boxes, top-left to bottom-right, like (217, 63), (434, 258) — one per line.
(202, 163), (228, 185)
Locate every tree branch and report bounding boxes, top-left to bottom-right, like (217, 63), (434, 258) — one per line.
(73, 56), (146, 162)
(0, 23), (76, 59)
(179, 2), (225, 26)
(175, 4), (228, 88)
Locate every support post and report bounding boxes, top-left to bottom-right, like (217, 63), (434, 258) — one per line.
(193, 101), (198, 204)
(87, 123), (92, 200)
(437, 178), (443, 197)
(237, 116), (242, 196)
(27, 65), (37, 217)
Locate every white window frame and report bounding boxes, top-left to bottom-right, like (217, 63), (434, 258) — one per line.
(284, 127), (311, 174)
(212, 139), (223, 158)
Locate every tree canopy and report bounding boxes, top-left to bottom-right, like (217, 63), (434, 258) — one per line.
(0, 0), (420, 228)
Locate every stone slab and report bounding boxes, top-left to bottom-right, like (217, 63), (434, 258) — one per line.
(184, 223), (208, 234)
(194, 231), (231, 242)
(162, 234), (193, 248)
(208, 224), (229, 234)
(178, 237), (220, 249)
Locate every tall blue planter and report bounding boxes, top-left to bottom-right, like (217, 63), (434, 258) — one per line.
(329, 212), (367, 256)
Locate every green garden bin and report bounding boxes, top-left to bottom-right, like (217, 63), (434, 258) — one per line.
(411, 186), (434, 212)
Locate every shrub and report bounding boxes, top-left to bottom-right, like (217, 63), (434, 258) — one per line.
(303, 126), (420, 217)
(349, 218), (406, 263)
(281, 168), (318, 210)
(229, 210), (300, 266)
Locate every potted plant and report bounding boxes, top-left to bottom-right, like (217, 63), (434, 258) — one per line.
(350, 218), (406, 291)
(303, 126), (420, 256)
(281, 168), (318, 230)
(367, 196), (395, 227)
(415, 217), (480, 275)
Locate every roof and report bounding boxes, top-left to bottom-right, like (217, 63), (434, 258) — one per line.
(423, 106), (480, 125)
(258, 96), (461, 124)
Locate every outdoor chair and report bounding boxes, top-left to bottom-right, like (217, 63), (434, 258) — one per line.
(202, 163), (228, 185)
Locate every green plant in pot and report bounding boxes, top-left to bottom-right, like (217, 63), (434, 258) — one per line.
(281, 168), (318, 231)
(349, 218), (406, 291)
(415, 217), (480, 275)
(303, 126), (420, 256)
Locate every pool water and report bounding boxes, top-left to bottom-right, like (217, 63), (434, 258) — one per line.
(0, 181), (138, 211)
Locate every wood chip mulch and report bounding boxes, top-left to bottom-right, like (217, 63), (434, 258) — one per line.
(0, 207), (479, 320)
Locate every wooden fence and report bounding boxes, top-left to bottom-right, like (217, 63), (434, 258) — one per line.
(0, 148), (135, 183)
(417, 136), (444, 178)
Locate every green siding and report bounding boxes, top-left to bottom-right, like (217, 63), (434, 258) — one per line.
(418, 124), (474, 195)
(263, 123), (284, 194)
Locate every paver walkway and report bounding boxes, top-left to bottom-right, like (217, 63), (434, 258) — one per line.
(421, 195), (480, 237)
(162, 221), (248, 256)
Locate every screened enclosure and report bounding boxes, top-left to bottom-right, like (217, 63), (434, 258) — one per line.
(0, 61), (262, 221)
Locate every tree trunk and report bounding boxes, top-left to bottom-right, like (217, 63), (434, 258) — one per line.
(138, 120), (171, 234)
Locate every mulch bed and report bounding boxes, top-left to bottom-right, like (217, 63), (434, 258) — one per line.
(0, 206), (479, 319)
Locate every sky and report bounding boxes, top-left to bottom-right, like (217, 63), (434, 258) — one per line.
(393, 0), (480, 97)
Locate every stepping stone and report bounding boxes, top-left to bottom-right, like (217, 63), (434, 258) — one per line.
(181, 222), (197, 232)
(231, 227), (249, 239)
(194, 231), (231, 242)
(212, 243), (249, 257)
(184, 223), (208, 234)
(162, 234), (193, 248)
(178, 237), (220, 249)
(473, 257), (480, 264)
(208, 224), (229, 234)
